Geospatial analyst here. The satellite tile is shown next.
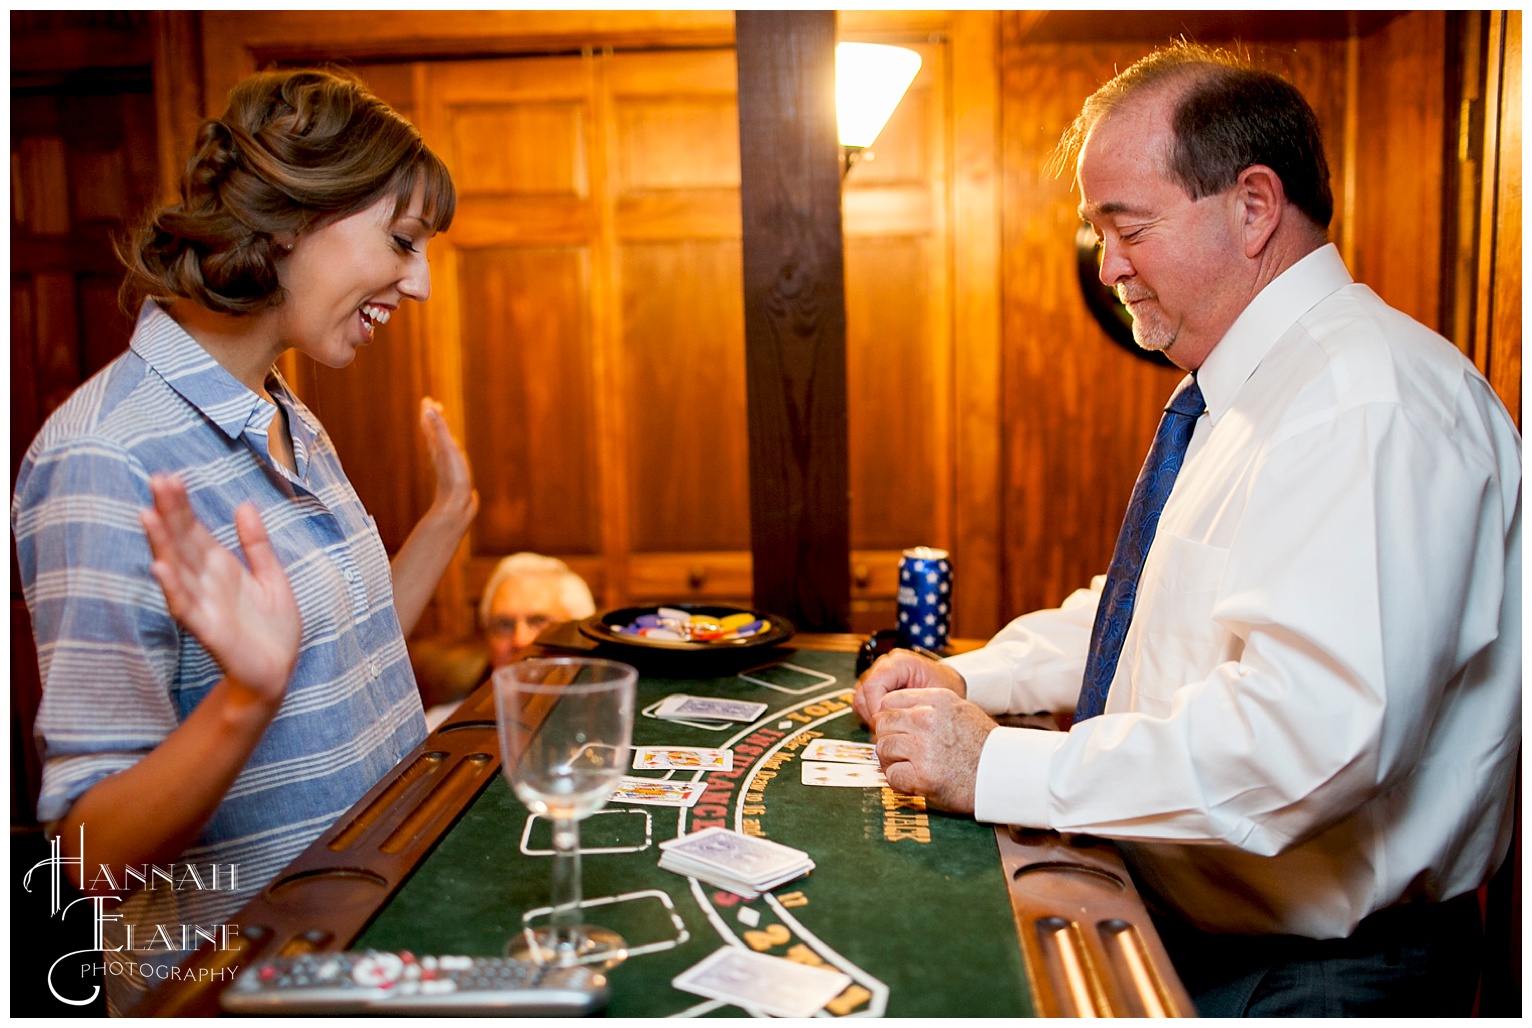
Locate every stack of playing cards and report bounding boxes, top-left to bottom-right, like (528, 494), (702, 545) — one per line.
(658, 827), (814, 899)
(651, 694), (767, 725)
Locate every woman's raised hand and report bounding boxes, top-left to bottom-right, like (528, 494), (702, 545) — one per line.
(140, 474), (301, 707)
(419, 397), (479, 531)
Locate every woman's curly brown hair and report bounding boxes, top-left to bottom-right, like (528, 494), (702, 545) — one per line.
(119, 68), (456, 316)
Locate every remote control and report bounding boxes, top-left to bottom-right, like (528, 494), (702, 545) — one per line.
(219, 950), (610, 1016)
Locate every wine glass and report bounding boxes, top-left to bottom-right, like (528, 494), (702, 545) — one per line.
(494, 657), (637, 966)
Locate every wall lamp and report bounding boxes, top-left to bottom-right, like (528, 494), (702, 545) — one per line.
(836, 42), (922, 177)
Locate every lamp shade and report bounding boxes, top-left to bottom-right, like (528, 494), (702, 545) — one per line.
(836, 42), (922, 150)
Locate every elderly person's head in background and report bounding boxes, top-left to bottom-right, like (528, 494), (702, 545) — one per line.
(480, 553), (596, 667)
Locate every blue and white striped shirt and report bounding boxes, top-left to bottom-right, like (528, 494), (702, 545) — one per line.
(13, 301), (426, 1011)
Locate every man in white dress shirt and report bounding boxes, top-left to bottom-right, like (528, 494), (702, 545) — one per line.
(853, 42), (1520, 1016)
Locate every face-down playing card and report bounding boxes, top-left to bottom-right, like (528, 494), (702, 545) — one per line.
(658, 827), (808, 881)
(672, 946), (851, 1018)
(653, 694), (768, 723)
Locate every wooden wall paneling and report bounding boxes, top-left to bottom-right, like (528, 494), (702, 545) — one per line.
(949, 10), (1004, 640)
(11, 11), (155, 75)
(1351, 11), (1449, 332)
(30, 274), (85, 421)
(10, 287), (40, 489)
(199, 10), (734, 97)
(402, 60), (472, 639)
(608, 50), (750, 597)
(1446, 11), (1490, 361)
(457, 247), (602, 552)
(77, 276), (132, 379)
(1247, 42), (1353, 266)
(16, 136), (71, 236)
(620, 236), (749, 553)
(588, 51), (630, 611)
(421, 56), (608, 622)
(150, 11), (205, 204)
(1480, 11), (1522, 427)
(844, 235), (940, 546)
(736, 10), (851, 631)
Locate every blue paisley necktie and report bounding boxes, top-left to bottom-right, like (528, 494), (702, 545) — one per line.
(1075, 376), (1206, 722)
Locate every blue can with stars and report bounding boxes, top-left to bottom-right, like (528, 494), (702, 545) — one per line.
(897, 547), (952, 651)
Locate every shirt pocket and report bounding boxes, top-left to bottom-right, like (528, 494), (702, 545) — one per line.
(1122, 534), (1234, 710)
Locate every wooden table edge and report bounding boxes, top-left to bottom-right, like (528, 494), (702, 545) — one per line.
(136, 634), (1194, 1016)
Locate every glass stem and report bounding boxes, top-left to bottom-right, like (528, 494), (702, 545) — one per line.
(549, 817), (582, 959)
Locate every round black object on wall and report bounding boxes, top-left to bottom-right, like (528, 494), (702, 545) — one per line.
(1074, 222), (1175, 368)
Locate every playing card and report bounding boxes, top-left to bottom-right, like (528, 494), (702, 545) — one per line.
(634, 746), (733, 771)
(609, 777), (707, 807)
(799, 739), (879, 765)
(801, 761), (888, 788)
(672, 946), (851, 1018)
(659, 827), (808, 881)
(654, 694), (768, 723)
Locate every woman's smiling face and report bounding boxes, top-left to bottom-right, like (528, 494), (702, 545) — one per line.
(273, 182), (435, 369)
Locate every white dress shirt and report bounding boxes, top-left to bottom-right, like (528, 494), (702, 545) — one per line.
(947, 244), (1522, 938)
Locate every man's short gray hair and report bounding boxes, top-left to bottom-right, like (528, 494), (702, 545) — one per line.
(1053, 39), (1334, 230)
(478, 552), (596, 628)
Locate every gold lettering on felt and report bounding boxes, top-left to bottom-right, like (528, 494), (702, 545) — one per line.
(777, 891), (808, 907)
(880, 786), (927, 812)
(784, 943), (824, 966)
(741, 818), (764, 837)
(744, 923), (792, 951)
(881, 786), (931, 842)
(800, 697), (849, 719)
(826, 984), (874, 1015)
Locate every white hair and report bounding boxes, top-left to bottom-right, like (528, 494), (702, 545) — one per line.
(478, 552), (596, 627)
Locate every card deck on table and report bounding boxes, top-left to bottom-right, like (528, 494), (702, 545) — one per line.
(801, 761), (888, 788)
(672, 946), (852, 1018)
(653, 695), (768, 723)
(660, 828), (806, 880)
(609, 777), (708, 807)
(633, 746), (733, 771)
(658, 827), (814, 898)
(799, 739), (879, 765)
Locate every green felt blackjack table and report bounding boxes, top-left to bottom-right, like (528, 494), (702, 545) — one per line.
(138, 635), (1193, 1017)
